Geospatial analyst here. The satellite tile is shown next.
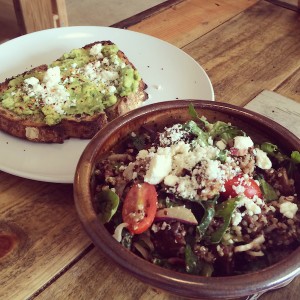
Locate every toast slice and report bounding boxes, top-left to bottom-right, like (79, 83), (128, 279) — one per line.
(0, 41), (148, 143)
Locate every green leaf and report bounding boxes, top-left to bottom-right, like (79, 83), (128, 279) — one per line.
(209, 121), (245, 142)
(260, 143), (299, 177)
(185, 244), (213, 276)
(188, 103), (210, 127)
(291, 151), (300, 164)
(209, 197), (241, 244)
(256, 174), (278, 201)
(185, 244), (201, 274)
(188, 103), (199, 120)
(217, 150), (227, 162)
(260, 142), (278, 154)
(197, 195), (218, 241)
(260, 142), (288, 162)
(183, 120), (209, 146)
(187, 103), (245, 143)
(95, 189), (120, 223)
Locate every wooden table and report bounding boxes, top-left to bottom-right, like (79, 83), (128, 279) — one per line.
(1, 1), (300, 299)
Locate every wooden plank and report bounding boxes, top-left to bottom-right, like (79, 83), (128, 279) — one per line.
(35, 247), (183, 300)
(13, 0), (54, 33)
(260, 277), (300, 299)
(182, 1), (300, 106)
(0, 0), (20, 43)
(112, 0), (184, 29)
(51, 0), (68, 27)
(267, 0), (300, 10)
(128, 0), (260, 48)
(245, 90), (300, 137)
(275, 68), (300, 103)
(0, 172), (91, 300)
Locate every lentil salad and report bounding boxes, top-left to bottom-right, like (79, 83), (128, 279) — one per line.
(93, 105), (300, 276)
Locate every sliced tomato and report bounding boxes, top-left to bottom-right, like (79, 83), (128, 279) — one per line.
(122, 183), (158, 234)
(221, 175), (262, 199)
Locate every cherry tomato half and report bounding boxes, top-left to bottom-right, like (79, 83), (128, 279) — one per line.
(221, 175), (262, 199)
(122, 183), (158, 234)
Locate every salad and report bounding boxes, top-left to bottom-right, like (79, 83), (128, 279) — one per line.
(93, 105), (300, 276)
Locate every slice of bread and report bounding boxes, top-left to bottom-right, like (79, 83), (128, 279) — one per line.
(0, 41), (148, 143)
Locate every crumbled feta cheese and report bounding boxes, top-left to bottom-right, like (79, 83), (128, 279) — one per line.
(232, 211), (243, 226)
(233, 184), (245, 194)
(137, 149), (148, 159)
(159, 124), (185, 145)
(176, 176), (198, 199)
(108, 85), (117, 94)
(280, 201), (298, 219)
(164, 174), (178, 187)
(24, 77), (39, 86)
(43, 66), (61, 87)
(234, 136), (254, 150)
(23, 67), (71, 115)
(238, 197), (261, 216)
(89, 43), (103, 58)
(205, 160), (221, 180)
(208, 136), (213, 145)
(255, 148), (272, 170)
(144, 150), (172, 184)
(216, 140), (226, 150)
(101, 70), (119, 81)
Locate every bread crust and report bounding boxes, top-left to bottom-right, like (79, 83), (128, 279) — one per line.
(0, 41), (148, 143)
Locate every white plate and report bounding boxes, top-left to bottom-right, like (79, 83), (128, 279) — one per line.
(0, 26), (214, 183)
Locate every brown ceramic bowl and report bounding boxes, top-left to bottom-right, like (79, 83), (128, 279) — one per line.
(74, 100), (300, 300)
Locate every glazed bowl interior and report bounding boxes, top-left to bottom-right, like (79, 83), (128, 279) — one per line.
(74, 100), (300, 299)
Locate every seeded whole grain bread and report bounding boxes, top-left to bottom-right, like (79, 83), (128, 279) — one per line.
(0, 41), (148, 143)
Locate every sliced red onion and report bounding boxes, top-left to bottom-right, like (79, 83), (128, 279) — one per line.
(155, 206), (198, 225)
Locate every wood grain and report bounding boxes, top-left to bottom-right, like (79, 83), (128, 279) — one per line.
(260, 276), (300, 299)
(13, 0), (54, 33)
(0, 172), (90, 300)
(128, 0), (260, 48)
(0, 0), (19, 43)
(51, 0), (68, 27)
(275, 68), (300, 102)
(35, 247), (184, 300)
(182, 1), (300, 106)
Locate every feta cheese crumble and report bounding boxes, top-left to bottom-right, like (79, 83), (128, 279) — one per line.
(234, 136), (254, 150)
(280, 201), (298, 219)
(23, 67), (71, 116)
(255, 148), (272, 170)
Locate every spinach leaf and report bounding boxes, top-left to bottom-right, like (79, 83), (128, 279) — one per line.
(256, 174), (278, 201)
(197, 195), (218, 241)
(185, 244), (213, 276)
(95, 189), (120, 223)
(209, 197), (240, 244)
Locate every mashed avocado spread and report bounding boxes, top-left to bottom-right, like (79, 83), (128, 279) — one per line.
(0, 43), (141, 125)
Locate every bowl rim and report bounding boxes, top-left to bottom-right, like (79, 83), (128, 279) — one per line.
(74, 100), (300, 299)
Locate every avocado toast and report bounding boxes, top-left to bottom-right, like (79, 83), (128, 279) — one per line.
(0, 41), (148, 143)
